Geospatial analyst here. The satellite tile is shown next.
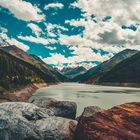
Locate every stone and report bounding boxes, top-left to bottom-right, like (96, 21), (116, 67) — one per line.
(0, 102), (77, 140)
(76, 106), (103, 121)
(75, 102), (140, 140)
(36, 117), (77, 140)
(81, 106), (104, 117)
(29, 96), (77, 119)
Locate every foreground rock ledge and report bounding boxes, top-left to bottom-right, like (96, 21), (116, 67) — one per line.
(0, 102), (77, 140)
(29, 96), (77, 119)
(75, 102), (140, 140)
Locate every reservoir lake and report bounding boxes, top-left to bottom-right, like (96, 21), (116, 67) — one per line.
(34, 83), (140, 116)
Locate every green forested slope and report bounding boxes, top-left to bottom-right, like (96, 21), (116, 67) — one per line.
(0, 49), (57, 93)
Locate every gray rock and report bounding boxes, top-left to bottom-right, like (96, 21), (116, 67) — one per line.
(0, 102), (77, 140)
(0, 108), (40, 140)
(76, 106), (104, 121)
(81, 106), (104, 117)
(0, 102), (53, 119)
(36, 117), (77, 140)
(29, 96), (77, 119)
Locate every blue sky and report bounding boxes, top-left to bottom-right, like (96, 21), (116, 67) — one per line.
(0, 0), (140, 69)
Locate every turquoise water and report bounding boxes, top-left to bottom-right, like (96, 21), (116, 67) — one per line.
(34, 83), (140, 116)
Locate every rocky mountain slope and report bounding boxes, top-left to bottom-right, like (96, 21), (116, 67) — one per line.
(76, 49), (138, 83)
(0, 45), (68, 82)
(0, 49), (57, 97)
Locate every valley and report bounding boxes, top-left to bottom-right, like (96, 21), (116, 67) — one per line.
(0, 0), (140, 139)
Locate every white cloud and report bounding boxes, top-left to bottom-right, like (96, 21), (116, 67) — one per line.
(27, 23), (42, 36)
(0, 0), (44, 21)
(9, 38), (30, 51)
(44, 3), (64, 10)
(71, 0), (140, 24)
(43, 46), (110, 68)
(59, 34), (93, 47)
(0, 28), (29, 51)
(18, 35), (57, 45)
(43, 53), (68, 65)
(45, 23), (68, 38)
(65, 13), (140, 54)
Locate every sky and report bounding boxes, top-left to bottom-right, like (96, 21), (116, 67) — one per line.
(0, 0), (140, 69)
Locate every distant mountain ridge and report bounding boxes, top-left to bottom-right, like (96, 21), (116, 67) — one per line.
(98, 51), (140, 86)
(61, 66), (87, 79)
(74, 49), (138, 84)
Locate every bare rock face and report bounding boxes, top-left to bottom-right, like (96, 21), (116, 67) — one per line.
(75, 102), (140, 140)
(0, 102), (77, 140)
(29, 96), (77, 119)
(36, 117), (77, 140)
(81, 106), (104, 118)
(76, 106), (103, 121)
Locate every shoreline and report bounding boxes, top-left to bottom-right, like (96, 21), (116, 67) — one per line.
(96, 82), (140, 88)
(9, 83), (48, 102)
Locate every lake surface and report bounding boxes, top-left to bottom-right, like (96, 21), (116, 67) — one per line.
(34, 83), (140, 116)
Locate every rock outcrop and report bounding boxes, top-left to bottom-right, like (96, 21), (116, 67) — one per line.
(81, 106), (104, 118)
(0, 102), (77, 140)
(29, 96), (77, 119)
(75, 102), (140, 140)
(76, 106), (103, 121)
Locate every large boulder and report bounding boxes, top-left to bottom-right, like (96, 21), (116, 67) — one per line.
(0, 102), (53, 119)
(0, 102), (77, 140)
(29, 96), (77, 119)
(0, 108), (39, 140)
(75, 102), (140, 140)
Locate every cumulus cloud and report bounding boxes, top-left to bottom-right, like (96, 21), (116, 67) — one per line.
(27, 23), (42, 36)
(71, 0), (140, 24)
(9, 38), (30, 51)
(43, 46), (110, 69)
(59, 34), (93, 47)
(65, 1), (140, 54)
(44, 3), (64, 10)
(45, 23), (68, 38)
(0, 28), (29, 51)
(0, 0), (44, 21)
(18, 35), (57, 45)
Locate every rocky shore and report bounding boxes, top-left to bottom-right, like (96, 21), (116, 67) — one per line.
(7, 83), (48, 102)
(0, 96), (140, 140)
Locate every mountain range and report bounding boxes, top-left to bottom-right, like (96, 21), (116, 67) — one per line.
(0, 44), (140, 100)
(98, 52), (140, 86)
(73, 49), (138, 84)
(60, 66), (87, 79)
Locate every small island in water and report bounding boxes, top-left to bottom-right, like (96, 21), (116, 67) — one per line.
(0, 0), (140, 139)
